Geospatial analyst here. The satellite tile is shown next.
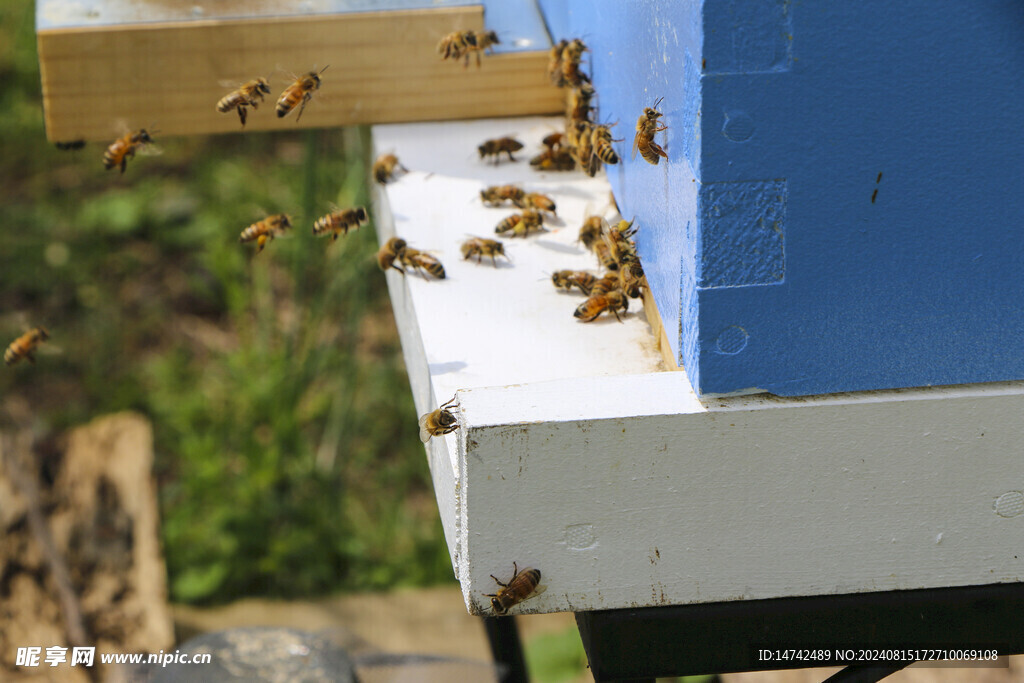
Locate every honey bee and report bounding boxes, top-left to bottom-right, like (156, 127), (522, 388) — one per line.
(467, 30), (500, 67)
(604, 218), (637, 265)
(578, 215), (604, 250)
(495, 209), (544, 237)
(478, 137), (525, 164)
(551, 270), (597, 295)
(377, 237), (408, 273)
(239, 213), (292, 253)
(589, 124), (621, 176)
(418, 395), (459, 442)
(566, 82), (595, 123)
(529, 147), (575, 171)
(633, 97), (669, 164)
(570, 120), (594, 170)
(485, 563), (543, 616)
(561, 39), (589, 87)
(276, 66), (328, 122)
(590, 272), (622, 297)
(548, 39), (568, 86)
(541, 132), (564, 150)
(618, 260), (648, 298)
(516, 192), (557, 215)
(461, 237), (509, 266)
(102, 129), (154, 174)
(480, 184), (525, 207)
(593, 240), (618, 271)
(217, 78), (272, 127)
(373, 153), (407, 184)
(313, 206), (368, 241)
(5, 327), (49, 366)
(438, 30), (499, 67)
(574, 289), (629, 322)
(400, 248), (446, 279)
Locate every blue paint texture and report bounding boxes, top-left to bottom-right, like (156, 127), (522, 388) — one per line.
(550, 0), (1024, 396)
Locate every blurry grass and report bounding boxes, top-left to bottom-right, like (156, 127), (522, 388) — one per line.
(0, 0), (453, 602)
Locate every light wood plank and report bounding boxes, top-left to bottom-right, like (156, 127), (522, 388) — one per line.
(38, 7), (563, 142)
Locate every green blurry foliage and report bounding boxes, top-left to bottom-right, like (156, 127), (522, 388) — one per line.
(0, 0), (452, 602)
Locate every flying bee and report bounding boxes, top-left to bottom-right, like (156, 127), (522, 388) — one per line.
(5, 327), (49, 366)
(515, 192), (557, 216)
(478, 137), (525, 164)
(485, 563), (543, 616)
(578, 215), (605, 250)
(373, 153), (407, 184)
(551, 270), (597, 295)
(480, 184), (525, 207)
(276, 66), (328, 122)
(589, 124), (621, 176)
(495, 209), (544, 237)
(466, 30), (500, 67)
(217, 78), (271, 127)
(438, 30), (476, 62)
(418, 395), (459, 442)
(548, 39), (568, 86)
(529, 147), (575, 171)
(239, 213), (292, 253)
(102, 128), (154, 174)
(461, 237), (509, 266)
(400, 248), (446, 279)
(313, 206), (368, 241)
(377, 236), (408, 273)
(561, 39), (589, 87)
(633, 97), (669, 164)
(575, 289), (629, 322)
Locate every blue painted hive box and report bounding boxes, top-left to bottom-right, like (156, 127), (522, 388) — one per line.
(542, 0), (1024, 396)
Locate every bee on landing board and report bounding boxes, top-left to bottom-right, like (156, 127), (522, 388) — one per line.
(372, 154), (407, 184)
(633, 97), (669, 165)
(485, 563), (543, 615)
(276, 66), (328, 122)
(5, 327), (49, 366)
(529, 147), (575, 171)
(478, 137), (524, 164)
(575, 289), (629, 322)
(551, 270), (598, 295)
(480, 184), (526, 207)
(516, 192), (557, 216)
(461, 237), (508, 266)
(418, 395), (459, 442)
(400, 247), (446, 279)
(216, 78), (272, 127)
(377, 237), (408, 274)
(578, 215), (604, 251)
(239, 214), (292, 253)
(313, 206), (368, 242)
(495, 209), (545, 237)
(103, 129), (155, 174)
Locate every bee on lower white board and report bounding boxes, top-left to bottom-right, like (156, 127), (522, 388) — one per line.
(377, 237), (407, 273)
(217, 78), (272, 127)
(574, 289), (629, 322)
(312, 206), (368, 241)
(478, 137), (524, 164)
(418, 395), (459, 442)
(480, 184), (526, 207)
(551, 270), (598, 295)
(400, 247), (446, 279)
(239, 214), (292, 253)
(494, 209), (545, 238)
(485, 563), (543, 615)
(516, 192), (557, 216)
(461, 237), (509, 266)
(5, 327), (49, 366)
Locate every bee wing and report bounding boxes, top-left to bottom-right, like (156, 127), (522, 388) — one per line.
(631, 130), (641, 161)
(218, 79), (244, 89)
(418, 414), (433, 443)
(530, 583), (548, 599)
(136, 144), (164, 157)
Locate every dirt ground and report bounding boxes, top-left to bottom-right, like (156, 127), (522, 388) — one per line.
(174, 585), (1024, 682)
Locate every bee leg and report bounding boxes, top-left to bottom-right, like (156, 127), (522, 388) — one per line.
(256, 234), (268, 253)
(238, 106), (248, 127)
(295, 95), (310, 123)
(120, 158), (127, 174)
(490, 255), (497, 267)
(511, 561), (520, 579)
(490, 575), (508, 588)
(26, 353), (36, 364)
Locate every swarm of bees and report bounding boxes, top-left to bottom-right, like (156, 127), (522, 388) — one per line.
(438, 29), (500, 68)
(418, 395), (459, 442)
(485, 563), (543, 616)
(376, 236), (446, 279)
(5, 327), (49, 367)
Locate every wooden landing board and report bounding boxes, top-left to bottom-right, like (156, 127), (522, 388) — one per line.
(372, 117), (1024, 617)
(37, 3), (562, 142)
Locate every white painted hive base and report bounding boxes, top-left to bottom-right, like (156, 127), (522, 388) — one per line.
(372, 117), (1024, 617)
